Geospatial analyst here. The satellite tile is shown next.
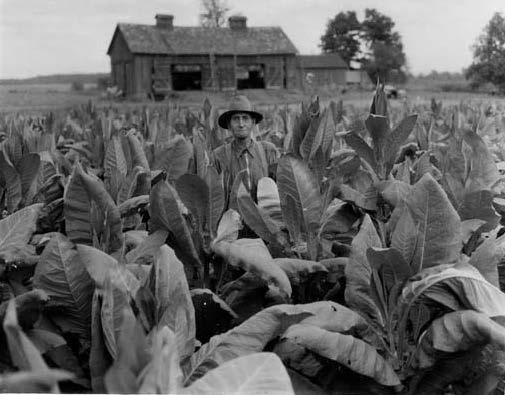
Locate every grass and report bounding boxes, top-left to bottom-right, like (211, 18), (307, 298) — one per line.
(1, 82), (504, 115)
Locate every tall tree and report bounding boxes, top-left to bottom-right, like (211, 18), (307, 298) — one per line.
(465, 12), (505, 93)
(361, 9), (407, 83)
(319, 8), (407, 83)
(320, 11), (361, 65)
(199, 0), (230, 28)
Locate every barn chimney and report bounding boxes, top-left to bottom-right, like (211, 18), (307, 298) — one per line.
(155, 14), (174, 29)
(228, 15), (247, 30)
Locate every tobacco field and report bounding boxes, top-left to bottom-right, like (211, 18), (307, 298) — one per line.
(2, 86), (505, 394)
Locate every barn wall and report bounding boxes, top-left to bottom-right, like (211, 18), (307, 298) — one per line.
(109, 31), (134, 94)
(133, 56), (153, 97)
(297, 67), (347, 88)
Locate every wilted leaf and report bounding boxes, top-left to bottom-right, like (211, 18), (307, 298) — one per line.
(424, 310), (505, 353)
(468, 230), (505, 287)
(183, 304), (311, 385)
(0, 369), (73, 393)
(212, 238), (292, 298)
(274, 258), (328, 286)
(283, 324), (400, 386)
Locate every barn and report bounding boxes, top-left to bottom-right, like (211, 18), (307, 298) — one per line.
(106, 14), (299, 98)
(297, 53), (349, 87)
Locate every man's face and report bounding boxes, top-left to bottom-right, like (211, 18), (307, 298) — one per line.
(229, 112), (254, 139)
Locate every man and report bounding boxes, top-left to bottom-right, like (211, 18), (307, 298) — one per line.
(213, 95), (279, 210)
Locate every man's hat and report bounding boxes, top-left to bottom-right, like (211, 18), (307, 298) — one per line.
(218, 95), (263, 129)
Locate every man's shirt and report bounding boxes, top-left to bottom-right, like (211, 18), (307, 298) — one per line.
(212, 138), (279, 210)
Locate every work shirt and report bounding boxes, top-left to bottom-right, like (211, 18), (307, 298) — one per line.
(212, 138), (279, 210)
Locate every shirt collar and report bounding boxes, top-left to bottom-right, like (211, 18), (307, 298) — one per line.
(231, 138), (256, 157)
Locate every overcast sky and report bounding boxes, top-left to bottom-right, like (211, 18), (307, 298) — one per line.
(0, 0), (503, 79)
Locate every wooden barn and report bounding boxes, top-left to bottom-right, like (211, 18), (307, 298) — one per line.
(106, 14), (299, 98)
(297, 53), (349, 88)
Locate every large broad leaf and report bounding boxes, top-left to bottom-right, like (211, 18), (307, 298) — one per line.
(138, 326), (183, 393)
(463, 129), (501, 193)
(458, 189), (500, 232)
(237, 182), (279, 245)
(257, 177), (283, 227)
(391, 206), (418, 265)
(76, 244), (139, 294)
(64, 162), (123, 254)
(125, 229), (168, 266)
(183, 304), (312, 385)
(146, 245), (195, 360)
(187, 352), (294, 395)
(33, 233), (94, 337)
(0, 151), (22, 212)
(282, 324), (401, 386)
(0, 203), (43, 263)
(277, 154), (322, 235)
(205, 166), (225, 239)
(149, 180), (202, 283)
(424, 310), (505, 354)
(212, 238), (292, 298)
(104, 135), (128, 178)
(344, 214), (383, 325)
(468, 229), (505, 287)
(343, 132), (377, 170)
(154, 135), (193, 180)
(213, 209), (242, 245)
(3, 299), (61, 392)
(175, 173), (209, 233)
(0, 370), (73, 393)
(126, 131), (150, 171)
(104, 308), (151, 394)
(406, 173), (462, 272)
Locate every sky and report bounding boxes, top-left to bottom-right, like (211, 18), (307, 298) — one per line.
(0, 0), (504, 79)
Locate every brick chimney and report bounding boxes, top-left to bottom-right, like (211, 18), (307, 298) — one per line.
(228, 15), (247, 30)
(155, 14), (174, 30)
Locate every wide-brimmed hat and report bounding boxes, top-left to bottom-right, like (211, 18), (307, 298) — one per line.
(218, 95), (263, 129)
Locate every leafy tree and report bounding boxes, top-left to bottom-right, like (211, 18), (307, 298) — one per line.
(466, 12), (505, 93)
(319, 8), (407, 83)
(199, 0), (230, 28)
(320, 11), (361, 64)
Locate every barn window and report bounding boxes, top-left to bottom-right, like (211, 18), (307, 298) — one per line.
(237, 64), (265, 89)
(172, 64), (202, 90)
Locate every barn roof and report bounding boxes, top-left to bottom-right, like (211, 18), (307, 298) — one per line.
(107, 23), (298, 56)
(298, 54), (348, 69)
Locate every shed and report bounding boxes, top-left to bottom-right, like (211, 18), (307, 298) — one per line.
(297, 54), (349, 87)
(106, 14), (299, 98)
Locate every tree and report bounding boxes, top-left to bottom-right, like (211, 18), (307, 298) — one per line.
(465, 12), (505, 93)
(319, 8), (408, 83)
(199, 0), (230, 28)
(360, 9), (407, 83)
(320, 11), (361, 65)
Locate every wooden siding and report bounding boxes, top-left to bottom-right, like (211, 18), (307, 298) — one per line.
(114, 51), (297, 96)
